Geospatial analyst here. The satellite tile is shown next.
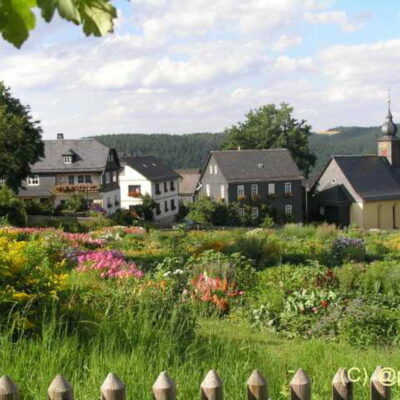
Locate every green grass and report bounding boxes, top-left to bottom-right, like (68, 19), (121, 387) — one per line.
(1, 316), (399, 400)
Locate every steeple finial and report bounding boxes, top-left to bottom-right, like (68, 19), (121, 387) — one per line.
(388, 88), (392, 117)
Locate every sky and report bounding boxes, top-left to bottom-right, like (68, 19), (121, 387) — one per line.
(1, 0), (400, 139)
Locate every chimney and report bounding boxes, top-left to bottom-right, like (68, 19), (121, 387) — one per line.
(57, 133), (64, 140)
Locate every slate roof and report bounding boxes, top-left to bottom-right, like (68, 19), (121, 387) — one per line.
(206, 149), (303, 183)
(175, 169), (200, 195)
(121, 156), (180, 182)
(31, 139), (112, 172)
(333, 155), (400, 201)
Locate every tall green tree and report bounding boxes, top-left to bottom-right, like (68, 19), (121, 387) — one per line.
(0, 82), (44, 191)
(0, 0), (117, 48)
(224, 103), (317, 177)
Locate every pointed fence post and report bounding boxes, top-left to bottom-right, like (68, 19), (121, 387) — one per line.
(201, 370), (223, 400)
(152, 372), (176, 400)
(101, 373), (125, 400)
(0, 376), (19, 400)
(332, 368), (352, 400)
(247, 370), (268, 400)
(290, 369), (311, 400)
(371, 366), (391, 400)
(48, 375), (73, 400)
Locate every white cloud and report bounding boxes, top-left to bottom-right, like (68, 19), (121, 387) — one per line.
(304, 11), (362, 32)
(272, 35), (303, 52)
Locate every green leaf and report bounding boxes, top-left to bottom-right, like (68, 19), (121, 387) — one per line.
(79, 0), (117, 36)
(37, 0), (57, 22)
(57, 0), (81, 24)
(0, 0), (36, 48)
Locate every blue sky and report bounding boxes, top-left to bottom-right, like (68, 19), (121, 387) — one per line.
(1, 0), (400, 139)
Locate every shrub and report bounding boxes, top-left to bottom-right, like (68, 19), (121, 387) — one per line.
(0, 185), (27, 226)
(338, 302), (400, 347)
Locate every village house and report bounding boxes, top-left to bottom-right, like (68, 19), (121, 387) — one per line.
(311, 101), (400, 229)
(199, 149), (304, 223)
(18, 134), (121, 215)
(175, 168), (200, 203)
(119, 156), (180, 225)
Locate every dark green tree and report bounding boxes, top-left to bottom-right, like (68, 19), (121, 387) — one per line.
(224, 103), (316, 177)
(0, 82), (44, 192)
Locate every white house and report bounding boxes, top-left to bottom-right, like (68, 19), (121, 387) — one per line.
(119, 156), (180, 225)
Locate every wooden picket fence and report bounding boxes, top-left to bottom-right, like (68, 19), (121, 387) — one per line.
(0, 366), (392, 400)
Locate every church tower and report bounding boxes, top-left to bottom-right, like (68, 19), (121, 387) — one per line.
(378, 97), (400, 167)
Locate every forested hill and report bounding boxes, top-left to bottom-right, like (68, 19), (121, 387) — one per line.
(94, 125), (383, 173)
(95, 133), (228, 170)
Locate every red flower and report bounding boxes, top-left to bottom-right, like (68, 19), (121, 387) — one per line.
(320, 300), (329, 308)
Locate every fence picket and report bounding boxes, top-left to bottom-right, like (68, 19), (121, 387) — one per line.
(101, 373), (125, 400)
(48, 375), (73, 400)
(152, 372), (176, 400)
(0, 376), (19, 400)
(201, 370), (223, 400)
(371, 366), (391, 400)
(247, 370), (268, 400)
(332, 368), (352, 400)
(290, 369), (311, 400)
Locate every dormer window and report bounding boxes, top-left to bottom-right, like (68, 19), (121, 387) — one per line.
(108, 153), (114, 162)
(64, 156), (72, 164)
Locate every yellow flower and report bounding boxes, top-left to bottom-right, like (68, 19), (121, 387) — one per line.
(12, 292), (31, 302)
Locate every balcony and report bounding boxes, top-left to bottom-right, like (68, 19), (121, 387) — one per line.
(129, 191), (142, 198)
(54, 184), (101, 194)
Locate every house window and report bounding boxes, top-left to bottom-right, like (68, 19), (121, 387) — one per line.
(320, 206), (325, 216)
(285, 205), (293, 215)
(63, 156), (72, 164)
(155, 183), (161, 194)
(68, 175), (74, 185)
(78, 175), (84, 183)
(112, 172), (117, 183)
(85, 175), (92, 184)
(251, 207), (259, 219)
(209, 165), (213, 174)
(237, 185), (245, 199)
(129, 185), (141, 197)
(171, 199), (176, 210)
(251, 184), (258, 197)
(105, 172), (110, 184)
(214, 165), (218, 174)
(164, 201), (169, 212)
(170, 181), (175, 191)
(155, 203), (161, 215)
(206, 184), (211, 197)
(108, 153), (114, 162)
(220, 185), (225, 199)
(238, 208), (245, 217)
(114, 195), (119, 206)
(107, 197), (112, 209)
(27, 175), (40, 186)
(284, 182), (292, 194)
(268, 183), (275, 195)
(0, 178), (5, 184)
(164, 181), (168, 192)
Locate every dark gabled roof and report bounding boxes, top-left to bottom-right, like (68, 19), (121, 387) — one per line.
(206, 149), (303, 183)
(121, 156), (180, 182)
(31, 139), (113, 172)
(333, 155), (400, 201)
(312, 184), (354, 205)
(175, 169), (200, 195)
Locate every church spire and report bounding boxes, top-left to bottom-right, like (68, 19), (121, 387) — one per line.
(382, 90), (398, 136)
